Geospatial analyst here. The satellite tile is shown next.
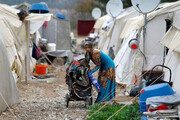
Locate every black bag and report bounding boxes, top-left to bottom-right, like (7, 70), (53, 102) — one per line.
(129, 86), (141, 97)
(146, 65), (173, 86)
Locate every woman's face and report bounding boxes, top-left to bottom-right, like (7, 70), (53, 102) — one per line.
(85, 45), (91, 53)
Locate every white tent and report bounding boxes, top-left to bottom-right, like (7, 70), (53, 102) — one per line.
(0, 4), (52, 82)
(160, 11), (180, 95)
(94, 15), (112, 51)
(0, 28), (19, 113)
(101, 7), (139, 56)
(114, 1), (180, 86)
(94, 15), (111, 31)
(96, 7), (139, 56)
(0, 3), (52, 113)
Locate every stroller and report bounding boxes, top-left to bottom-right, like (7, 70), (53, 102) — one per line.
(65, 58), (93, 108)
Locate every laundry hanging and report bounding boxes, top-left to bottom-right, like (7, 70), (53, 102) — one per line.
(32, 42), (41, 60)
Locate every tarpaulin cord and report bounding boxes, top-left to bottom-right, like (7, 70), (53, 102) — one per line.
(85, 68), (138, 119)
(107, 73), (165, 120)
(86, 57), (166, 119)
(86, 38), (171, 119)
(0, 92), (15, 117)
(107, 59), (178, 120)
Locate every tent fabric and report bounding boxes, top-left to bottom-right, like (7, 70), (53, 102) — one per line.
(163, 51), (180, 95)
(101, 17), (114, 31)
(160, 11), (180, 95)
(173, 11), (180, 30)
(0, 4), (52, 81)
(114, 30), (139, 84)
(107, 7), (138, 55)
(160, 27), (180, 52)
(120, 1), (180, 39)
(0, 4), (53, 83)
(94, 15), (111, 30)
(0, 28), (19, 113)
(160, 11), (180, 53)
(97, 7), (138, 56)
(113, 1), (180, 85)
(0, 3), (53, 114)
(98, 31), (108, 50)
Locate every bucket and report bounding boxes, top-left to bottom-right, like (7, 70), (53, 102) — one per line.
(36, 65), (48, 75)
(41, 38), (47, 44)
(47, 43), (56, 51)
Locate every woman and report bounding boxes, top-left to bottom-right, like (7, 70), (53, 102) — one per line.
(85, 41), (116, 102)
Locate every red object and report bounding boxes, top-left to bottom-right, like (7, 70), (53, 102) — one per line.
(43, 21), (48, 29)
(73, 61), (80, 65)
(36, 65), (48, 75)
(131, 44), (138, 50)
(134, 74), (137, 84)
(149, 105), (168, 112)
(77, 20), (95, 36)
(74, 54), (78, 57)
(140, 89), (145, 94)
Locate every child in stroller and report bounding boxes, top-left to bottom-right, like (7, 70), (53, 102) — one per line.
(65, 58), (93, 108)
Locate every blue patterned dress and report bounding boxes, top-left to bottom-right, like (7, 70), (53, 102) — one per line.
(90, 49), (116, 102)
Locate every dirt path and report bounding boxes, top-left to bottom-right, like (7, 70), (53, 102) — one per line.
(0, 36), (127, 120)
(0, 66), (92, 120)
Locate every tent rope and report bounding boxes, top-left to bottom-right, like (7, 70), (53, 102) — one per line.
(86, 48), (167, 119)
(107, 73), (165, 120)
(0, 92), (15, 116)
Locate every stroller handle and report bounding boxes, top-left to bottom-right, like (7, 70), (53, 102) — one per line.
(147, 64), (172, 83)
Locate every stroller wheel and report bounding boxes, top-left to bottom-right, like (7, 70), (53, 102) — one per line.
(65, 94), (70, 108)
(85, 96), (92, 109)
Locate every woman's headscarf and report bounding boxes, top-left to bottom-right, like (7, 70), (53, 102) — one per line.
(85, 41), (94, 64)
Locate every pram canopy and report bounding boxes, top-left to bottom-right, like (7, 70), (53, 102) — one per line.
(66, 58), (91, 88)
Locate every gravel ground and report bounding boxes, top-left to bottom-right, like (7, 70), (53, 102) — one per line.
(0, 36), (127, 120)
(0, 65), (98, 120)
(0, 64), (126, 120)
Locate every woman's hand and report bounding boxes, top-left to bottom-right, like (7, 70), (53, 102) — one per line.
(90, 66), (100, 74)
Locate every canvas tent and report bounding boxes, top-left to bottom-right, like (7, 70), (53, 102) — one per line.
(0, 4), (52, 82)
(0, 29), (19, 113)
(93, 15), (112, 51)
(98, 7), (139, 56)
(160, 11), (180, 95)
(114, 1), (180, 86)
(0, 3), (52, 113)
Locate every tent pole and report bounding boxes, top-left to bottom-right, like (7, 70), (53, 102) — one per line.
(140, 13), (147, 86)
(143, 13), (147, 68)
(143, 13), (147, 56)
(25, 21), (30, 84)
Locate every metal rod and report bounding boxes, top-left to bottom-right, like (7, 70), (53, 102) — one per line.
(142, 13), (147, 69)
(25, 21), (30, 84)
(143, 13), (147, 55)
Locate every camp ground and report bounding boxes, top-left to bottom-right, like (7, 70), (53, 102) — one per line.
(1, 0), (180, 120)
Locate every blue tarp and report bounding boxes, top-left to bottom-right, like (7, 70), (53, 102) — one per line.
(56, 13), (66, 20)
(29, 3), (49, 13)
